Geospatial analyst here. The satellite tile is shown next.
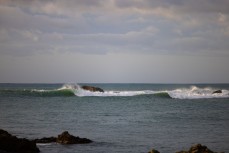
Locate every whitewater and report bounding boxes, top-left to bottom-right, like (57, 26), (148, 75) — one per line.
(1, 84), (229, 99)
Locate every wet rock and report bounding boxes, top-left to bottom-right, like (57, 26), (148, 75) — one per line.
(212, 90), (222, 94)
(57, 131), (92, 144)
(0, 129), (40, 153)
(176, 144), (222, 153)
(81, 85), (104, 92)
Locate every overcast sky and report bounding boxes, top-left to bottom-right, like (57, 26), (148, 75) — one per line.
(0, 0), (229, 83)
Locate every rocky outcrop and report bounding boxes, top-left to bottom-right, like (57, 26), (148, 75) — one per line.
(57, 131), (92, 144)
(212, 90), (222, 94)
(176, 144), (221, 153)
(0, 129), (40, 153)
(33, 131), (92, 144)
(81, 85), (104, 92)
(81, 86), (104, 92)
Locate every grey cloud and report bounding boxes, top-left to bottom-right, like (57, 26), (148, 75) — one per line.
(2, 0), (229, 15)
(1, 0), (229, 83)
(114, 0), (229, 14)
(180, 0), (229, 14)
(0, 0), (229, 57)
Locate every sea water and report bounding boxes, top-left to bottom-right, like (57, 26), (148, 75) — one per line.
(0, 83), (228, 153)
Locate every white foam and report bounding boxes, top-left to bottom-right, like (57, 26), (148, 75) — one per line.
(29, 84), (79, 94)
(168, 86), (229, 99)
(54, 84), (229, 99)
(74, 89), (156, 97)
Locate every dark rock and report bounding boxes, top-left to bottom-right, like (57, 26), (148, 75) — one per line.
(33, 131), (92, 145)
(81, 85), (104, 92)
(176, 144), (221, 153)
(56, 131), (92, 144)
(0, 129), (40, 153)
(148, 148), (160, 153)
(0, 129), (11, 137)
(33, 137), (56, 143)
(212, 90), (222, 94)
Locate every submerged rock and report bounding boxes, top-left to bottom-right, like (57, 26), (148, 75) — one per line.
(0, 129), (40, 153)
(212, 90), (222, 94)
(34, 131), (92, 145)
(81, 85), (104, 92)
(176, 144), (222, 153)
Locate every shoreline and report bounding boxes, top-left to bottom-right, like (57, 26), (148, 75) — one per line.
(0, 129), (225, 153)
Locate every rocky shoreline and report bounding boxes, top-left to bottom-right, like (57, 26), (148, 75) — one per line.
(0, 129), (92, 153)
(0, 129), (225, 153)
(0, 129), (39, 153)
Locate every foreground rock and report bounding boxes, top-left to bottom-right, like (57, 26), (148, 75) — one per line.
(212, 90), (222, 94)
(81, 85), (104, 92)
(34, 131), (92, 144)
(176, 144), (223, 153)
(0, 129), (40, 153)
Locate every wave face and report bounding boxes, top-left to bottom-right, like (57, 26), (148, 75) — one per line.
(0, 84), (229, 99)
(0, 84), (76, 97)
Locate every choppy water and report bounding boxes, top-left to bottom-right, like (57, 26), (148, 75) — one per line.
(0, 83), (229, 153)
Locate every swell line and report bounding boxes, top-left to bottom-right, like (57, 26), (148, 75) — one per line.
(0, 84), (229, 99)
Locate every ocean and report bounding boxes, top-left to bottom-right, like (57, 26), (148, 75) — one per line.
(0, 83), (228, 153)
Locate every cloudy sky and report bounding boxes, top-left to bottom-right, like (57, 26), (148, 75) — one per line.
(0, 0), (229, 83)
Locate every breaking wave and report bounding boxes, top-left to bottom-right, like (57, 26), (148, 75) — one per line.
(167, 86), (229, 99)
(73, 85), (229, 99)
(0, 84), (229, 99)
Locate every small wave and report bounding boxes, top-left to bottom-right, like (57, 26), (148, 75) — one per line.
(31, 89), (75, 97)
(29, 84), (80, 96)
(0, 84), (76, 97)
(153, 92), (171, 98)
